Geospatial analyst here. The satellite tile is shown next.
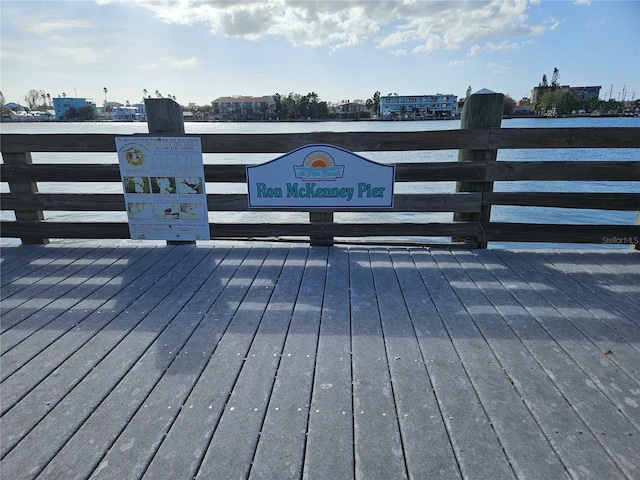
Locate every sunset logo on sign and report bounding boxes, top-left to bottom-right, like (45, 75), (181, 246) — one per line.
(293, 150), (344, 181)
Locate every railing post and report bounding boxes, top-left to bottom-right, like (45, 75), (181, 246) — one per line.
(453, 88), (504, 248)
(633, 212), (640, 251)
(144, 98), (195, 245)
(310, 211), (334, 247)
(3, 151), (49, 244)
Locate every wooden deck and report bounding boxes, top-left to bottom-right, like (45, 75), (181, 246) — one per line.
(1, 241), (639, 480)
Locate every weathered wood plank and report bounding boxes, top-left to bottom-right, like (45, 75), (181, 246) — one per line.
(455, 249), (630, 479)
(487, 161), (640, 182)
(578, 251), (640, 309)
(247, 247), (328, 479)
(302, 247), (355, 479)
(488, 250), (640, 477)
(0, 130), (491, 154)
(0, 192), (483, 213)
(185, 248), (306, 480)
(371, 249), (463, 478)
(0, 245), (209, 474)
(187, 248), (297, 479)
(406, 249), (515, 479)
(490, 127), (640, 149)
(514, 251), (640, 386)
(50, 248), (281, 480)
(0, 244), (118, 331)
(348, 248), (408, 479)
(4, 160), (639, 184)
(135, 247), (276, 480)
(3, 129), (639, 155)
(483, 192), (640, 210)
(0, 245), (149, 382)
(0, 221), (481, 240)
(480, 223), (640, 244)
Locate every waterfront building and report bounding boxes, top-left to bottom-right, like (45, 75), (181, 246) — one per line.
(530, 85), (601, 107)
(338, 100), (368, 119)
(210, 95), (275, 121)
(52, 96), (97, 120)
(379, 93), (458, 119)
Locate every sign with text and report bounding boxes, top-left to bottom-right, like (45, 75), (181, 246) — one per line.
(247, 144), (395, 209)
(116, 136), (210, 241)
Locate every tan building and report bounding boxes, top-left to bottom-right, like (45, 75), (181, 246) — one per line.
(210, 95), (275, 121)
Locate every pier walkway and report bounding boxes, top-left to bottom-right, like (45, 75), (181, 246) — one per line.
(1, 241), (639, 479)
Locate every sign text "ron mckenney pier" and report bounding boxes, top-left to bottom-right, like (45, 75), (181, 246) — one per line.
(256, 182), (387, 201)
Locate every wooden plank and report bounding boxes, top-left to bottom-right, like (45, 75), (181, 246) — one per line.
(0, 192), (483, 213)
(516, 251), (640, 386)
(370, 249), (462, 478)
(0, 221), (480, 240)
(302, 247), (354, 479)
(176, 247), (293, 480)
(455, 250), (630, 479)
(346, 248), (408, 479)
(430, 249), (569, 478)
(0, 129), (491, 154)
(480, 223), (640, 244)
(407, 249), (517, 479)
(0, 244), (118, 331)
(578, 251), (640, 308)
(0, 245), (150, 382)
(0, 161), (488, 184)
(3, 128), (638, 155)
(247, 247), (328, 479)
(490, 127), (640, 149)
(488, 250), (640, 477)
(183, 248), (306, 480)
(483, 192), (640, 210)
(0, 245), (209, 474)
(0, 241), (93, 288)
(2, 151), (47, 244)
(127, 247), (277, 480)
(487, 161), (640, 181)
(46, 248), (281, 480)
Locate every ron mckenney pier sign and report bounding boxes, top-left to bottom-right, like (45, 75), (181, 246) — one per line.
(247, 144), (395, 209)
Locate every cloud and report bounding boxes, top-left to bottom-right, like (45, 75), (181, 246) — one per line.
(487, 62), (511, 74)
(99, 0), (549, 55)
(573, 0), (591, 5)
(162, 56), (203, 69)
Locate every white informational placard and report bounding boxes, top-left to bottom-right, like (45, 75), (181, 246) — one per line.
(247, 144), (395, 208)
(116, 136), (210, 241)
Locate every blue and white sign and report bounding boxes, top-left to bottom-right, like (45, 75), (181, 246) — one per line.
(247, 144), (395, 208)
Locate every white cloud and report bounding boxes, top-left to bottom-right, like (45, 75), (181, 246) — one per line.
(573, 0), (591, 5)
(487, 62), (511, 74)
(98, 0), (548, 55)
(163, 56), (203, 69)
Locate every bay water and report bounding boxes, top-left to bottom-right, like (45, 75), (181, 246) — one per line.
(2, 117), (639, 248)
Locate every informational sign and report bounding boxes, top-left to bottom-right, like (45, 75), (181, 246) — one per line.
(247, 144), (395, 208)
(116, 136), (210, 241)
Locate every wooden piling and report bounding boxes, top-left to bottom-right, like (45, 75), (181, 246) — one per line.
(4, 152), (49, 244)
(453, 89), (504, 248)
(144, 98), (194, 245)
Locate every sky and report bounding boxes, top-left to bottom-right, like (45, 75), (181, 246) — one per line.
(1, 0), (639, 107)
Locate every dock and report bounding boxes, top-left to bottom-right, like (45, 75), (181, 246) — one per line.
(1, 241), (639, 479)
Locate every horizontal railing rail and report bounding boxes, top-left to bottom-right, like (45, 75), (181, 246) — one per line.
(2, 128), (639, 247)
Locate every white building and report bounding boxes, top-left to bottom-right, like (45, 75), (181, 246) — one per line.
(380, 93), (458, 119)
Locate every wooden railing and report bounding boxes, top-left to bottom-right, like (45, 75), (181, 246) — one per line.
(2, 127), (640, 248)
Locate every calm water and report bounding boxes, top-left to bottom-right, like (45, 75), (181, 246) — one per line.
(2, 117), (639, 248)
